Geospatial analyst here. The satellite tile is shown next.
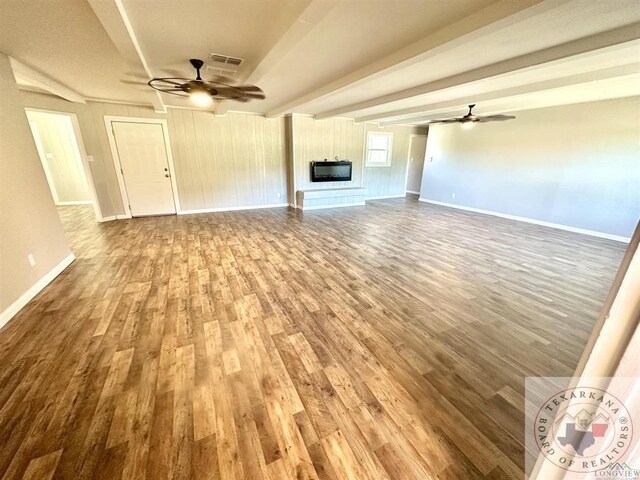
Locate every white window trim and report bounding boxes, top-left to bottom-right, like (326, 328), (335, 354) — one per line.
(365, 131), (393, 167)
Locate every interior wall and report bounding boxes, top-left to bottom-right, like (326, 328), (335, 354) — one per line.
(19, 91), (165, 217)
(292, 116), (365, 191)
(19, 91), (289, 215)
(363, 123), (424, 198)
(27, 111), (90, 204)
(291, 115), (426, 198)
(0, 53), (71, 316)
(166, 109), (287, 211)
(284, 116), (295, 206)
(421, 97), (640, 238)
(18, 92), (426, 216)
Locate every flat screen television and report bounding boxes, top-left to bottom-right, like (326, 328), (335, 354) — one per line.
(310, 160), (352, 182)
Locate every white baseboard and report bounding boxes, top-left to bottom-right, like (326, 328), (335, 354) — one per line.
(405, 190), (420, 195)
(418, 198), (631, 243)
(178, 203), (289, 215)
(0, 253), (76, 331)
(99, 214), (129, 222)
(366, 194), (406, 200)
(56, 200), (92, 206)
(300, 202), (366, 211)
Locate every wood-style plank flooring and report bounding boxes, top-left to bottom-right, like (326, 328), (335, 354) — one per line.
(0, 197), (626, 479)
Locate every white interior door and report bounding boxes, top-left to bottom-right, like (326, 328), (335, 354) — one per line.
(111, 121), (176, 217)
(406, 135), (427, 194)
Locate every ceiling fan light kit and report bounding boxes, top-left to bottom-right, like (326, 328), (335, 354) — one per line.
(428, 104), (516, 128)
(147, 58), (265, 107)
(190, 91), (213, 107)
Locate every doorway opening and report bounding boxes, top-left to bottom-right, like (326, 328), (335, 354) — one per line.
(26, 109), (102, 222)
(405, 133), (427, 195)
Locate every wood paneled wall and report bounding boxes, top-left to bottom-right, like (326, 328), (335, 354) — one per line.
(166, 110), (286, 211)
(19, 91), (425, 216)
(290, 115), (427, 201)
(291, 116), (365, 192)
(363, 123), (421, 198)
(20, 92), (288, 216)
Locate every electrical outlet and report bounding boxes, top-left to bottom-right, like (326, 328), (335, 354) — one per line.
(451, 193), (456, 199)
(276, 192), (281, 199)
(27, 254), (36, 267)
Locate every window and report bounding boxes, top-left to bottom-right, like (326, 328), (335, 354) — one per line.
(365, 132), (393, 167)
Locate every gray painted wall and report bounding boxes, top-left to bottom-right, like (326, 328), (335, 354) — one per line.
(421, 97), (640, 238)
(0, 53), (71, 315)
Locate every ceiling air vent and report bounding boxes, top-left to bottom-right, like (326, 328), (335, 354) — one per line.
(209, 53), (244, 66)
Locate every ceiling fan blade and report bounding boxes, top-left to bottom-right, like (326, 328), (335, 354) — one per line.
(475, 115), (516, 122)
(244, 92), (266, 99)
(235, 85), (263, 93)
(153, 78), (189, 87)
(211, 86), (242, 94)
(427, 118), (463, 124)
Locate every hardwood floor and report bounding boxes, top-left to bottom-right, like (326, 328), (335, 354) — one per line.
(0, 197), (626, 479)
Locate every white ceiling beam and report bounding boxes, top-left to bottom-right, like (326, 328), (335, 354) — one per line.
(215, 0), (337, 115)
(360, 63), (640, 124)
(245, 0), (338, 86)
(316, 22), (640, 120)
(265, 0), (559, 117)
(87, 0), (166, 113)
(381, 72), (640, 126)
(9, 57), (86, 103)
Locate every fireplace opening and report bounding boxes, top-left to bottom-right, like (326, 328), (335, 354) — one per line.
(310, 160), (352, 182)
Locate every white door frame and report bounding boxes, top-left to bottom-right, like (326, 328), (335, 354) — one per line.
(25, 108), (104, 222)
(104, 116), (181, 218)
(404, 134), (426, 195)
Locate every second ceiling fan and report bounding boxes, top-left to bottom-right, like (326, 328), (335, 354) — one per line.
(426, 104), (515, 128)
